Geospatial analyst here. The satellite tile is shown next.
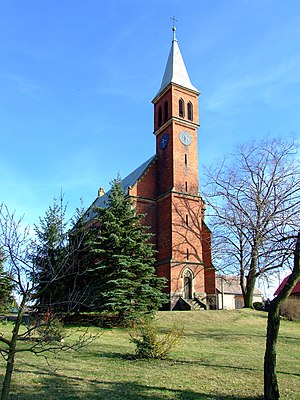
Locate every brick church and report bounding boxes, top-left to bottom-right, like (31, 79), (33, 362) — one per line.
(86, 27), (216, 310)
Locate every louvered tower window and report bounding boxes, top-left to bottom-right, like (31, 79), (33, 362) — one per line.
(164, 100), (168, 122)
(158, 106), (162, 127)
(179, 98), (184, 118)
(187, 101), (193, 121)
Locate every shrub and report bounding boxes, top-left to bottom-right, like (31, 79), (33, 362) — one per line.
(36, 309), (64, 342)
(253, 302), (265, 311)
(280, 298), (300, 321)
(130, 318), (183, 359)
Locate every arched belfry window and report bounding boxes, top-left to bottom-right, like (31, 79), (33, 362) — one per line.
(158, 106), (162, 127)
(187, 101), (193, 121)
(179, 98), (184, 118)
(164, 100), (168, 122)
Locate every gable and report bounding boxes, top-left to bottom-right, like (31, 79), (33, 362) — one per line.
(84, 155), (156, 221)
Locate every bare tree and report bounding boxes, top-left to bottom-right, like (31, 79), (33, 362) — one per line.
(264, 233), (300, 400)
(203, 137), (300, 307)
(0, 204), (95, 400)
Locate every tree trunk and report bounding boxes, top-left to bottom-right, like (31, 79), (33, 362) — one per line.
(1, 296), (26, 400)
(244, 277), (255, 308)
(243, 246), (259, 308)
(264, 233), (300, 400)
(264, 302), (281, 399)
(1, 343), (17, 400)
(244, 263), (257, 308)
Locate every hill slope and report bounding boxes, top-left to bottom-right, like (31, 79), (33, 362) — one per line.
(0, 309), (299, 399)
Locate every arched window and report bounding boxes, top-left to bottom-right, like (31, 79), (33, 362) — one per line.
(179, 98), (184, 118)
(158, 106), (162, 127)
(187, 101), (193, 121)
(164, 100), (168, 122)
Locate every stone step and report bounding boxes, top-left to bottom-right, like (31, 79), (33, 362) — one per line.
(183, 298), (206, 311)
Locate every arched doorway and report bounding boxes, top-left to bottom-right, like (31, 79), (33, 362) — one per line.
(183, 270), (193, 299)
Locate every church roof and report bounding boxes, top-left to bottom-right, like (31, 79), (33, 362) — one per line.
(85, 155), (156, 221)
(156, 27), (199, 97)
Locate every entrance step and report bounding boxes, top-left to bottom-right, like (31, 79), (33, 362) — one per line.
(181, 297), (207, 311)
(174, 297), (207, 311)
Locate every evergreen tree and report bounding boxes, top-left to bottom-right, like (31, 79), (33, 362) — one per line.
(88, 178), (166, 322)
(34, 195), (94, 312)
(34, 195), (70, 310)
(64, 201), (94, 311)
(0, 250), (14, 313)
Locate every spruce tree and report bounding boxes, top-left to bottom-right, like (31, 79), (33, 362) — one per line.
(34, 195), (69, 310)
(88, 178), (166, 322)
(0, 250), (14, 313)
(34, 195), (93, 312)
(64, 202), (94, 311)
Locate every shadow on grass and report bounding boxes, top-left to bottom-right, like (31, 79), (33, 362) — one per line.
(184, 331), (300, 342)
(183, 332), (266, 340)
(89, 351), (262, 373)
(169, 359), (299, 377)
(277, 335), (300, 341)
(9, 371), (263, 400)
(91, 352), (300, 379)
(76, 348), (129, 360)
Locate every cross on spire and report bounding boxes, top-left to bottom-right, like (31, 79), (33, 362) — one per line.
(170, 15), (178, 28)
(170, 16), (178, 41)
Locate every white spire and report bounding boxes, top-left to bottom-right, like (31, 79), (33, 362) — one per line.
(157, 26), (199, 95)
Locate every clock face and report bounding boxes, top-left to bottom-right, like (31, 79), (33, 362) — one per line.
(179, 131), (192, 146)
(159, 133), (169, 150)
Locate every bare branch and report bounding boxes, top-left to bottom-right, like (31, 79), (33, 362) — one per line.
(202, 137), (300, 307)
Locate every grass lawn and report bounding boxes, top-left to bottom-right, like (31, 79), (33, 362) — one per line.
(0, 309), (299, 399)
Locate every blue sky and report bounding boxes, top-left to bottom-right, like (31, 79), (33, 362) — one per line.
(1, 0), (300, 230)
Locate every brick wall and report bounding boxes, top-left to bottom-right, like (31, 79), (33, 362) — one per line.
(202, 222), (216, 295)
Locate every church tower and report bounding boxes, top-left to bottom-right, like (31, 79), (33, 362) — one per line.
(152, 27), (216, 309)
(87, 26), (216, 310)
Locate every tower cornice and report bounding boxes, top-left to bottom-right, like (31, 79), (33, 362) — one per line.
(152, 82), (200, 105)
(153, 116), (199, 136)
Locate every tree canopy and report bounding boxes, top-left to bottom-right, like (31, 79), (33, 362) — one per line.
(204, 137), (300, 307)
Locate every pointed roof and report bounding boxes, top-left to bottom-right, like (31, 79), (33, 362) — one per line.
(156, 27), (199, 97)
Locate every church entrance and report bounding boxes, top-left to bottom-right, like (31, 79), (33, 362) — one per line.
(183, 271), (193, 299)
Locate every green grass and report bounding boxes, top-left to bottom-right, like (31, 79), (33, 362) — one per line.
(0, 309), (299, 399)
